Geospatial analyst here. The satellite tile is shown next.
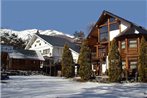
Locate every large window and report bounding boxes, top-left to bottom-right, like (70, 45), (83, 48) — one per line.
(121, 41), (125, 49)
(110, 17), (115, 22)
(100, 26), (108, 42)
(129, 39), (137, 48)
(110, 23), (119, 31)
(43, 49), (50, 55)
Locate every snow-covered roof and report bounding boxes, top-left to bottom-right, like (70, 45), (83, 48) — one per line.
(35, 33), (80, 53)
(0, 44), (14, 53)
(116, 25), (147, 38)
(8, 49), (45, 61)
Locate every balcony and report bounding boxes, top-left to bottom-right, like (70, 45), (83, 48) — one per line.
(91, 52), (99, 61)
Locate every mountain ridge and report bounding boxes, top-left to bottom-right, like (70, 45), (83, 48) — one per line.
(0, 29), (74, 40)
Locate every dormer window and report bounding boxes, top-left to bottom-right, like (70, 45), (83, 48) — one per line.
(129, 39), (137, 48)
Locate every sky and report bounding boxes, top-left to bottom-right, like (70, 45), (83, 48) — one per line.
(1, 0), (147, 35)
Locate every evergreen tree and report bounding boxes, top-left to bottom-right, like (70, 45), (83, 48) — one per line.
(61, 44), (74, 78)
(78, 40), (91, 81)
(73, 31), (85, 44)
(138, 36), (147, 82)
(1, 32), (26, 49)
(108, 39), (122, 82)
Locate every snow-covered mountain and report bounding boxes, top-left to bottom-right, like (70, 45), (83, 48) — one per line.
(0, 29), (74, 40)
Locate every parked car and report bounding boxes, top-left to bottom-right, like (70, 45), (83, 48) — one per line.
(1, 72), (9, 80)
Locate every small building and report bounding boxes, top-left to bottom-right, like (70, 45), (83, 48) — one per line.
(1, 44), (14, 70)
(1, 44), (44, 71)
(87, 10), (147, 77)
(7, 49), (44, 71)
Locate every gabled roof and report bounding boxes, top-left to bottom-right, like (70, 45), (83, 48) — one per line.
(35, 34), (80, 53)
(8, 49), (45, 61)
(87, 10), (147, 38)
(0, 44), (13, 53)
(116, 25), (147, 38)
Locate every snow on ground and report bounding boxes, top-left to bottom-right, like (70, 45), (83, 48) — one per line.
(1, 75), (147, 98)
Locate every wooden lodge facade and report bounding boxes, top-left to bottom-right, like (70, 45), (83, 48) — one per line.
(7, 49), (45, 71)
(1, 44), (45, 71)
(87, 11), (147, 77)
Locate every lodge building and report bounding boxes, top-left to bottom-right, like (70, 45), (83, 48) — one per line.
(87, 10), (147, 77)
(1, 44), (44, 71)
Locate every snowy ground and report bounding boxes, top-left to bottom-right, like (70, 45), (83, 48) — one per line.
(1, 75), (147, 98)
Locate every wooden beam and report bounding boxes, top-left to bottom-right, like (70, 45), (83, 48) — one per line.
(108, 17), (110, 51)
(126, 57), (129, 70)
(99, 21), (117, 27)
(95, 46), (98, 58)
(126, 38), (129, 71)
(118, 41), (121, 52)
(137, 37), (140, 53)
(98, 28), (100, 42)
(126, 38), (128, 54)
(119, 21), (121, 33)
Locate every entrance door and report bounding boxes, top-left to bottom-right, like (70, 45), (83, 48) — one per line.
(129, 60), (137, 78)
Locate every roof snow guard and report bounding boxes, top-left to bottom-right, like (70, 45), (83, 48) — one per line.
(8, 49), (45, 61)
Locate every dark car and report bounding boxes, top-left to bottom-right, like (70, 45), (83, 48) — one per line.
(1, 72), (9, 80)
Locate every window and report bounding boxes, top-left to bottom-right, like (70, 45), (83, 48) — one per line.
(39, 43), (41, 46)
(43, 49), (50, 54)
(99, 48), (106, 57)
(36, 40), (40, 43)
(35, 44), (36, 47)
(100, 26), (108, 42)
(110, 17), (115, 22)
(121, 41), (125, 49)
(122, 61), (126, 69)
(110, 23), (119, 31)
(129, 39), (137, 48)
(130, 61), (137, 69)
